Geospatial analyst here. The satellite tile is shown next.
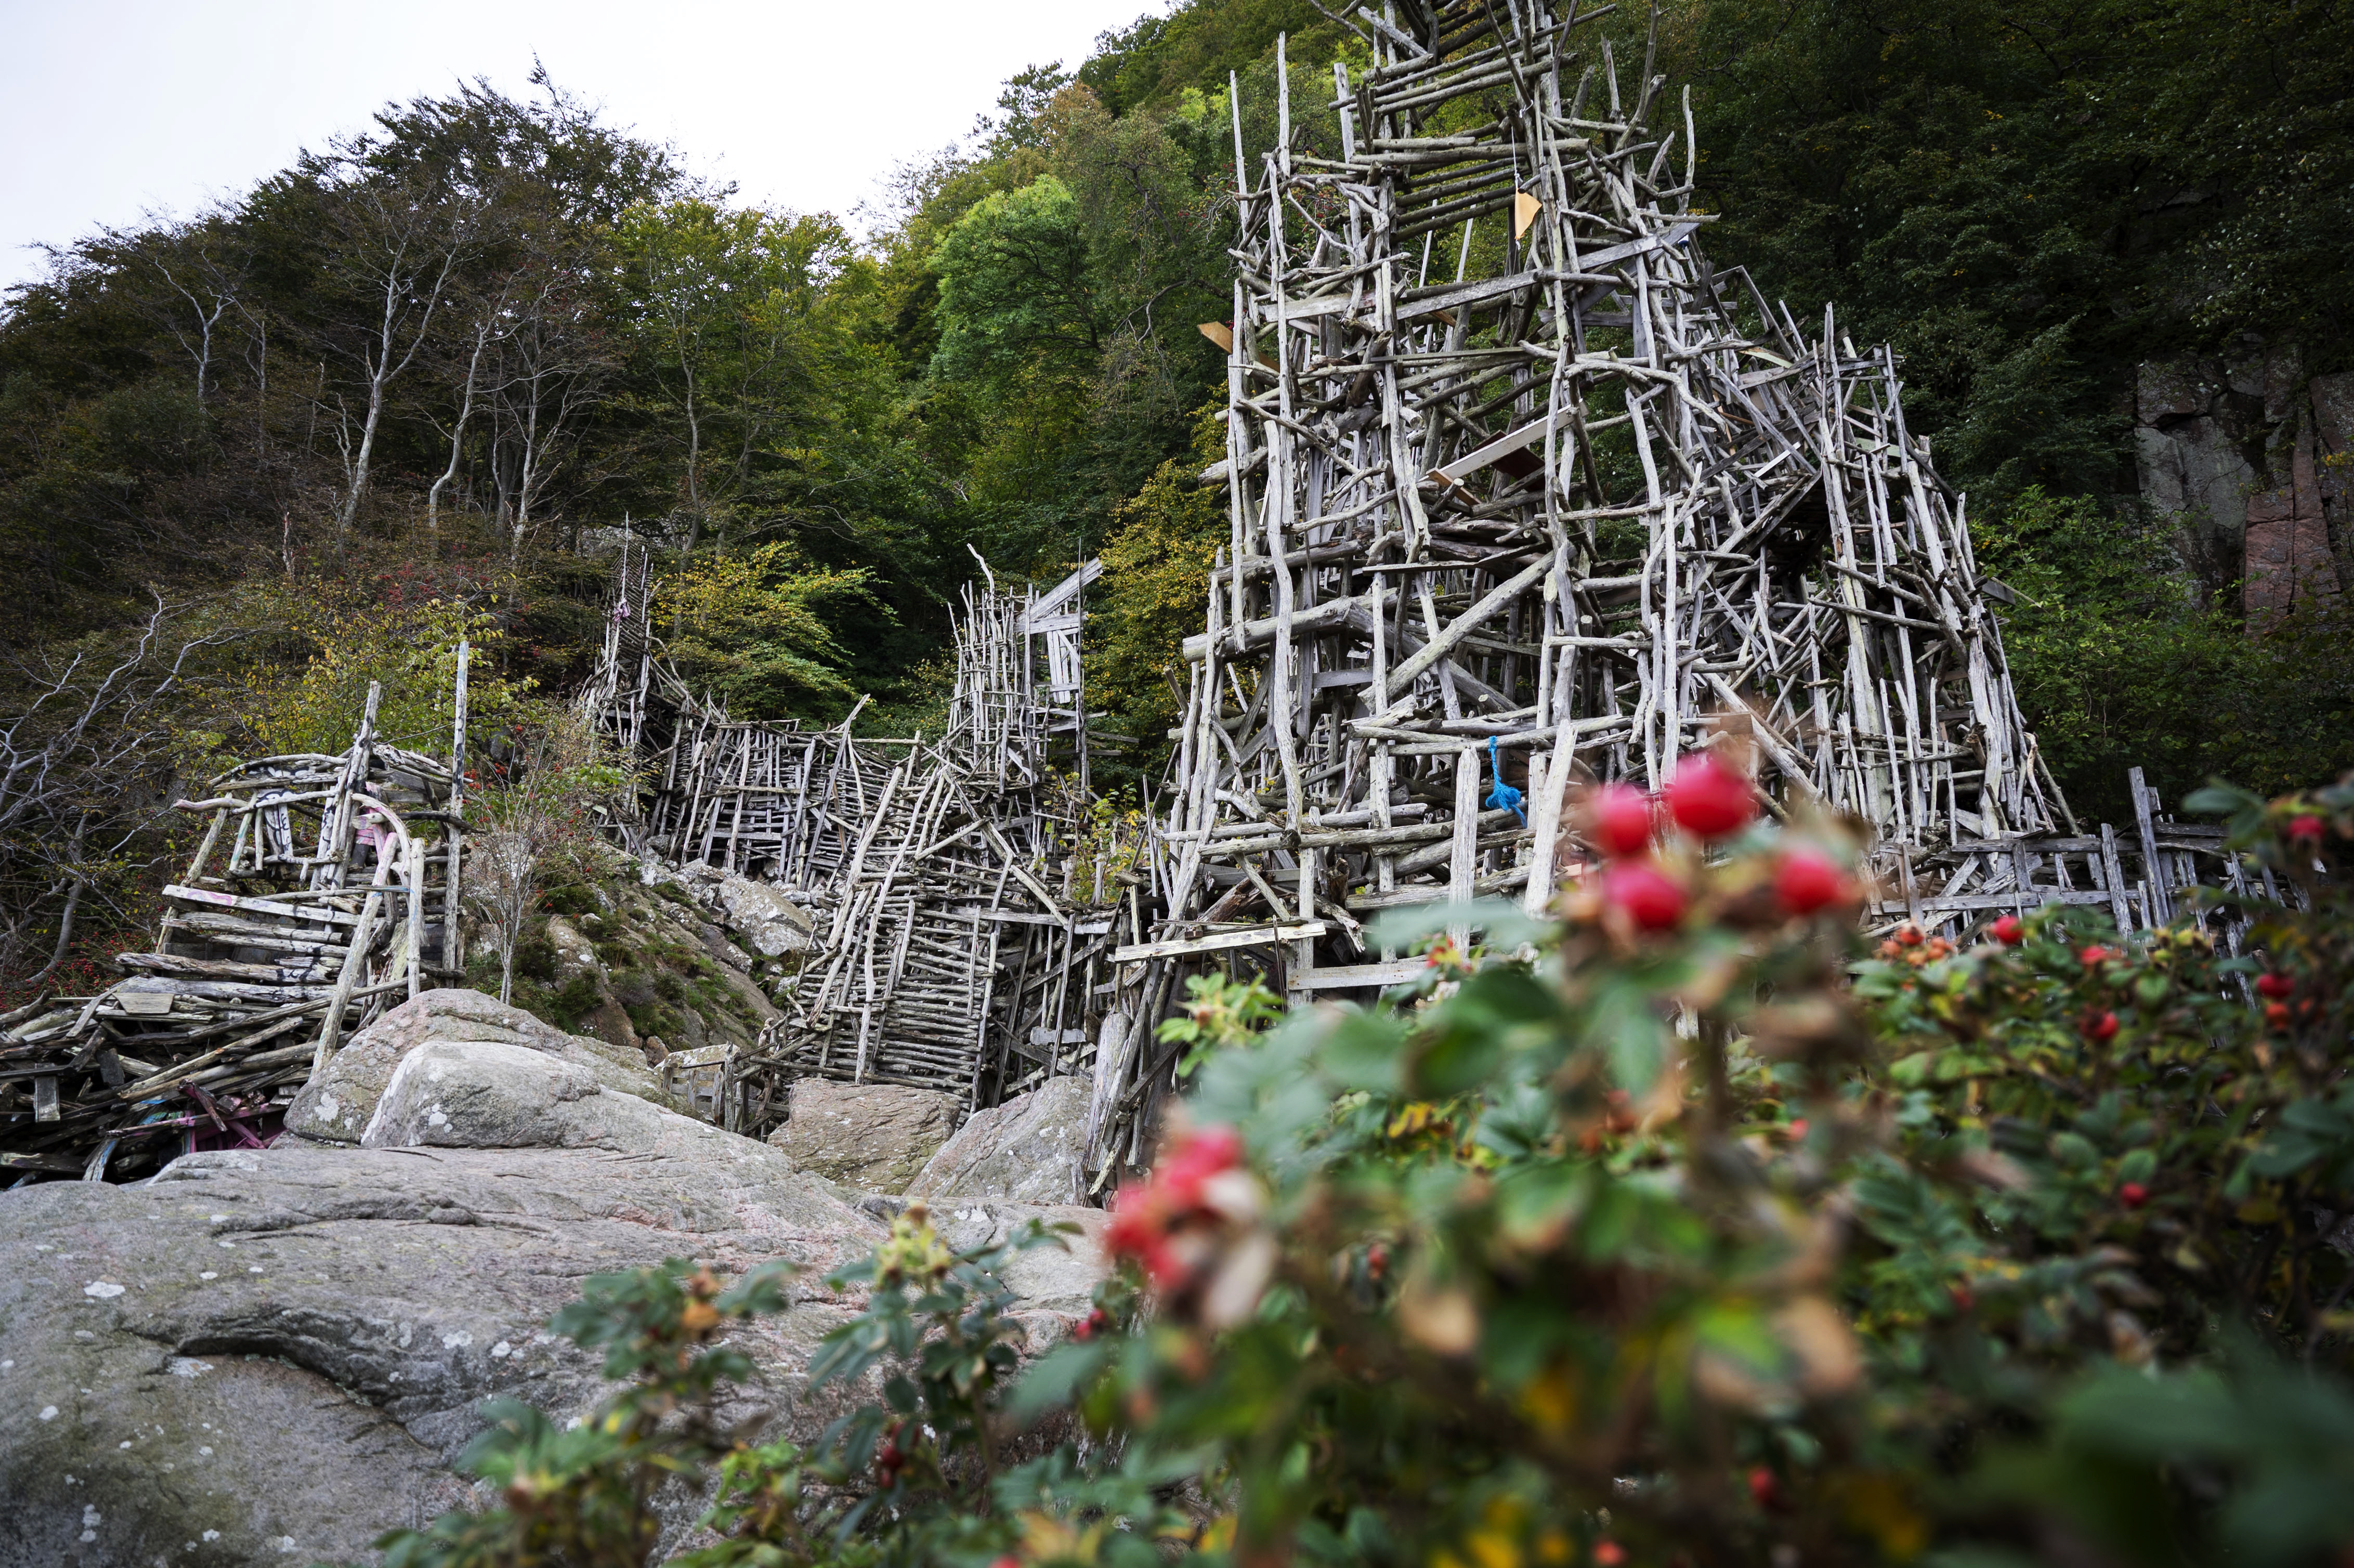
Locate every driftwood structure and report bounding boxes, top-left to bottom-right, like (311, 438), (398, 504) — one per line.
(1, 682), (463, 1180)
(575, 546), (1155, 1185)
(1131, 4), (2062, 1001)
(1873, 766), (2297, 963)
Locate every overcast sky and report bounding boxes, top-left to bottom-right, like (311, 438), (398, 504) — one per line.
(1, 0), (1152, 293)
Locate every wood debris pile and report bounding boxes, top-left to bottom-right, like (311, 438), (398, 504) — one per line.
(2, 684), (463, 1181)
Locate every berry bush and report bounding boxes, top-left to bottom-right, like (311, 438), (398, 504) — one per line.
(374, 772), (2354, 1568)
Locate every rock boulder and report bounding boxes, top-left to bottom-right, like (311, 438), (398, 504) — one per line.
(0, 1142), (882, 1567)
(709, 876), (816, 958)
(767, 1079), (962, 1194)
(284, 988), (676, 1146)
(908, 1076), (1093, 1207)
(0, 998), (1114, 1565)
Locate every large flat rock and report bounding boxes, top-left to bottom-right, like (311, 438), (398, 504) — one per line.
(285, 988), (678, 1146)
(0, 1141), (885, 1567)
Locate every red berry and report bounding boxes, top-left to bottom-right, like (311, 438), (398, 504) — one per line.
(2266, 1001), (2291, 1027)
(2119, 1182), (2149, 1209)
(1748, 1466), (1783, 1510)
(1787, 1118), (1809, 1140)
(990, 1558), (1023, 1568)
(1774, 848), (1847, 916)
(1895, 924), (1925, 947)
(2287, 814), (2325, 843)
(1589, 783), (1654, 858)
(1948, 1282), (1975, 1311)
(1593, 1544), (1626, 1567)
(1989, 914), (2024, 945)
(1367, 1242), (1390, 1279)
(2086, 1010), (2120, 1042)
(2078, 945), (2112, 966)
(1603, 860), (1687, 931)
(2256, 972), (2293, 999)
(1167, 1124), (1245, 1182)
(1664, 752), (1756, 839)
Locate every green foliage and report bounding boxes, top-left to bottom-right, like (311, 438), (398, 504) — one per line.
(1974, 487), (2354, 819)
(219, 585), (531, 764)
(1078, 0), (1341, 117)
(1662, 0), (2354, 511)
(1029, 793), (2354, 1568)
(657, 542), (886, 722)
(375, 1208), (1087, 1568)
(1155, 970), (1284, 1078)
(1084, 402), (1228, 779)
(611, 201), (895, 556)
(931, 178), (1100, 393)
(374, 780), (2354, 1568)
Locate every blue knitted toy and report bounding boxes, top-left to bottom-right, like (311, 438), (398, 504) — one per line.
(1484, 735), (1525, 826)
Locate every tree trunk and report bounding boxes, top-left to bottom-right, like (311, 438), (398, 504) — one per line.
(336, 377), (386, 540)
(334, 274), (403, 541)
(21, 875), (86, 989)
(680, 367), (703, 555)
(429, 320), (493, 535)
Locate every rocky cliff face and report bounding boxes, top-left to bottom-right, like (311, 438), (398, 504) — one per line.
(490, 850), (807, 1066)
(2133, 351), (2352, 615)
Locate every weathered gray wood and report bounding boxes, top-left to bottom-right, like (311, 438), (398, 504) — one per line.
(1110, 921), (1328, 965)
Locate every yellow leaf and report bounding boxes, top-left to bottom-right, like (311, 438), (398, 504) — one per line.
(1468, 1528), (1522, 1568)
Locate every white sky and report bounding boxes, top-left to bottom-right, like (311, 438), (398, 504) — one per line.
(1, 0), (1154, 293)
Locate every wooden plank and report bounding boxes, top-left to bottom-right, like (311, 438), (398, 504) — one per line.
(162, 885), (359, 926)
(1112, 921), (1327, 964)
(1293, 958), (1430, 989)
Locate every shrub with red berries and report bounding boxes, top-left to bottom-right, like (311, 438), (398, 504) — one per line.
(381, 777), (2354, 1568)
(1102, 1118), (1274, 1327)
(1567, 751), (1858, 943)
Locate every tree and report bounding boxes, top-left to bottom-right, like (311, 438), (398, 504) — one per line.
(489, 255), (616, 555)
(1657, 0), (2354, 513)
(80, 213), (254, 403)
(930, 175), (1100, 390)
(1086, 401), (1227, 782)
(0, 596), (231, 989)
(657, 541), (885, 721)
(612, 201), (858, 554)
(422, 277), (506, 535)
(295, 158), (485, 542)
(462, 712), (629, 1004)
